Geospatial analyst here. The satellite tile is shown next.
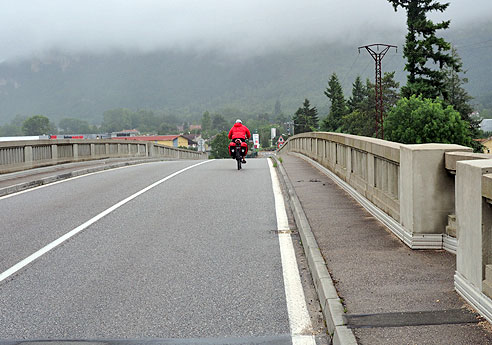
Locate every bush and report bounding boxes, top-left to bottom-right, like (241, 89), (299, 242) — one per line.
(384, 95), (471, 147)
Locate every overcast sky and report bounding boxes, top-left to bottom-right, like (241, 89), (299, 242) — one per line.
(1, 0), (491, 61)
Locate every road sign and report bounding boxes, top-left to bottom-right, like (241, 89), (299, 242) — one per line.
(252, 133), (260, 149)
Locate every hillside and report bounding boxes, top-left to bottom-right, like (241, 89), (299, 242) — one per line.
(0, 21), (491, 125)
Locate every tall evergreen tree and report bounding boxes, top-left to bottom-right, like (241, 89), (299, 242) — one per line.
(340, 73), (400, 137)
(322, 73), (347, 132)
(388, 0), (459, 99)
(347, 76), (366, 113)
(293, 99), (319, 134)
(442, 47), (482, 151)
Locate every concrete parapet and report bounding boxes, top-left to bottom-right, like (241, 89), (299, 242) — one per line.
(399, 144), (471, 237)
(454, 160), (492, 323)
(0, 139), (206, 174)
(279, 134), (472, 249)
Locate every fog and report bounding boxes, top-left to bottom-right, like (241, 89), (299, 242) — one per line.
(1, 0), (491, 61)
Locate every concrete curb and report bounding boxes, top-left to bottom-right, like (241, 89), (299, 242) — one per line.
(0, 158), (173, 197)
(272, 155), (358, 345)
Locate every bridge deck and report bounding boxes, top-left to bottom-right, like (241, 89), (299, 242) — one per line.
(278, 152), (492, 345)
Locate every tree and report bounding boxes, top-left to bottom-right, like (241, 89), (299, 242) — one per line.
(347, 76), (366, 113)
(384, 95), (471, 146)
(58, 118), (92, 134)
(442, 47), (481, 151)
(212, 114), (229, 132)
(209, 131), (230, 159)
(293, 99), (319, 134)
(101, 108), (132, 132)
(201, 111), (212, 132)
(388, 0), (459, 100)
(274, 100), (282, 117)
(340, 110), (375, 137)
(339, 73), (400, 137)
(321, 73), (347, 132)
(158, 122), (177, 135)
(22, 115), (56, 135)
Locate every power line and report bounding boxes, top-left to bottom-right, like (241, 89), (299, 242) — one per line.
(358, 43), (398, 140)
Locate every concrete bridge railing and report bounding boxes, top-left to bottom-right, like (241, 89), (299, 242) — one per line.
(278, 132), (492, 322)
(0, 139), (207, 174)
(278, 132), (471, 249)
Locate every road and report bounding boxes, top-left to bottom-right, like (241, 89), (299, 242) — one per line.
(0, 159), (325, 344)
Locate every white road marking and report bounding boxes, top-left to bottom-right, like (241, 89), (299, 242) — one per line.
(0, 160), (212, 283)
(268, 159), (316, 345)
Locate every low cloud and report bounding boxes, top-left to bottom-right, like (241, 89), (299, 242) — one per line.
(0, 0), (489, 61)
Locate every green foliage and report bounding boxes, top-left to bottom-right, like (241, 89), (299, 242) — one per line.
(322, 73), (347, 132)
(157, 122), (177, 135)
(22, 115), (56, 135)
(209, 131), (231, 159)
(384, 95), (471, 147)
(210, 131), (230, 159)
(212, 114), (229, 132)
(293, 99), (319, 134)
(347, 76), (366, 113)
(201, 111), (212, 132)
(101, 108), (133, 132)
(340, 110), (375, 137)
(338, 73), (400, 137)
(388, 0), (459, 100)
(58, 118), (96, 134)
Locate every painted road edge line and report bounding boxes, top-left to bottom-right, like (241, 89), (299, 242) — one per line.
(0, 160), (212, 283)
(273, 154), (359, 345)
(267, 158), (316, 345)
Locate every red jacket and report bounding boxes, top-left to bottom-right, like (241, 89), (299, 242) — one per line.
(228, 123), (251, 140)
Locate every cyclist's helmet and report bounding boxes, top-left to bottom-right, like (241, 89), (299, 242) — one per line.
(236, 119), (242, 123)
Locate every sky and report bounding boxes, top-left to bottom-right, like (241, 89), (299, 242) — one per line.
(0, 0), (491, 62)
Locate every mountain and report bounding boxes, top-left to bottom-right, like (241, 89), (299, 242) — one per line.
(0, 21), (491, 125)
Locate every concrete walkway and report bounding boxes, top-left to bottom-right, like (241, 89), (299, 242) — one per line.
(278, 152), (492, 345)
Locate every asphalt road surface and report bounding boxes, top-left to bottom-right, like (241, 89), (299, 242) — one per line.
(0, 159), (322, 344)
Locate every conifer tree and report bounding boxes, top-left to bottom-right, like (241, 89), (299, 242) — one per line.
(322, 73), (347, 132)
(347, 76), (366, 113)
(388, 0), (459, 100)
(293, 99), (319, 134)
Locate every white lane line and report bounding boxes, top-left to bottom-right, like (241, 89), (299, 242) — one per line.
(268, 159), (316, 345)
(0, 160), (212, 283)
(0, 162), (154, 201)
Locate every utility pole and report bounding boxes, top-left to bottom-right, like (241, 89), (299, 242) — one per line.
(358, 44), (397, 139)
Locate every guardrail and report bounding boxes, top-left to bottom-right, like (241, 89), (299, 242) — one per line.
(0, 139), (207, 174)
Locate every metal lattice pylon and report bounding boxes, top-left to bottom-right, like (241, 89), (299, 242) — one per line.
(358, 44), (397, 139)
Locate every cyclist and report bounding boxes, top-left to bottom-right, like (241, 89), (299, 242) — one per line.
(228, 119), (251, 163)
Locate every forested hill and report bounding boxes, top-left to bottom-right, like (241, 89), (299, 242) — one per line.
(0, 20), (491, 125)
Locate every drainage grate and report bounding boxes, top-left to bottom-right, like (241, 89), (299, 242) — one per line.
(343, 308), (483, 328)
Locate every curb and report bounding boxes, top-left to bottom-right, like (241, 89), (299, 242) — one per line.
(0, 158), (172, 197)
(273, 155), (358, 345)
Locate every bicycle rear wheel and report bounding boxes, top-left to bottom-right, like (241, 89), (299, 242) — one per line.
(236, 149), (242, 170)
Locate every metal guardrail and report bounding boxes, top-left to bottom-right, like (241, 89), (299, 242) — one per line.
(0, 139), (207, 174)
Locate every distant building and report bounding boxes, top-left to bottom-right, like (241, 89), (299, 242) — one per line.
(111, 129), (140, 138)
(480, 119), (492, 132)
(474, 137), (492, 153)
(114, 135), (193, 148)
(189, 124), (202, 131)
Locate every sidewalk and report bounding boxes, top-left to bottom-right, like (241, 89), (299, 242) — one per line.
(277, 152), (492, 345)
